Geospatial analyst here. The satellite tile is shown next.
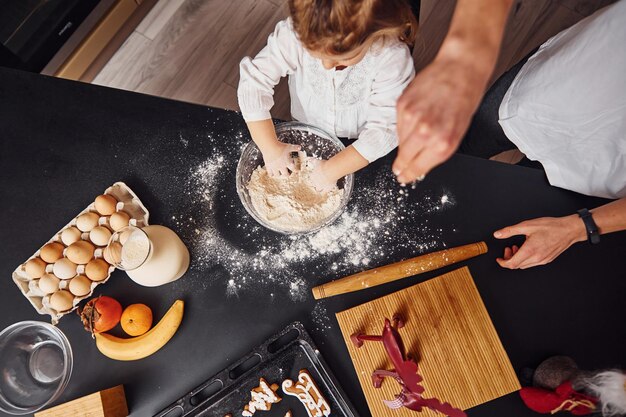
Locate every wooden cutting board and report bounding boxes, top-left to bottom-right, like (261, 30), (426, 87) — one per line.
(335, 267), (520, 417)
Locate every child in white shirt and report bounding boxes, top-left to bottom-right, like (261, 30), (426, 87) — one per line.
(238, 0), (416, 191)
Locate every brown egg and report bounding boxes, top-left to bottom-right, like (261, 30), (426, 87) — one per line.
(24, 258), (47, 279)
(89, 226), (112, 247)
(61, 227), (82, 246)
(85, 259), (109, 282)
(40, 242), (64, 263)
(76, 212), (99, 232)
(50, 290), (74, 312)
(109, 211), (130, 232)
(66, 240), (95, 264)
(68, 275), (92, 297)
(38, 273), (60, 294)
(94, 194), (117, 216)
(118, 228), (133, 245)
(52, 258), (77, 280)
(103, 241), (122, 265)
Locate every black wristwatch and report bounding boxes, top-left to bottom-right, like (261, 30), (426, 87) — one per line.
(577, 208), (600, 244)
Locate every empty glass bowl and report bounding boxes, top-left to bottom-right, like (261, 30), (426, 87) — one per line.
(0, 321), (73, 415)
(236, 122), (354, 235)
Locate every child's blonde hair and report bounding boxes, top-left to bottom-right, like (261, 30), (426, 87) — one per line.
(288, 0), (418, 55)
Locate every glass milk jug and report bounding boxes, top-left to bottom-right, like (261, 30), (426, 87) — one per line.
(105, 225), (189, 286)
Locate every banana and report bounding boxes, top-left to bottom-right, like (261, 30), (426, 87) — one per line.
(94, 300), (184, 361)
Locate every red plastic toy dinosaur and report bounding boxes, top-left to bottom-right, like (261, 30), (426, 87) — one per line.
(351, 315), (466, 417)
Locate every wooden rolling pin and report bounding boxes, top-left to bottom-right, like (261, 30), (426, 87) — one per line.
(312, 241), (488, 299)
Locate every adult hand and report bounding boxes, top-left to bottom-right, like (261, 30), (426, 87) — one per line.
(393, 54), (487, 183)
(493, 215), (587, 269)
(261, 141), (301, 177)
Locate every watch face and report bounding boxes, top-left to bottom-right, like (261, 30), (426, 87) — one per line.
(590, 231), (601, 245)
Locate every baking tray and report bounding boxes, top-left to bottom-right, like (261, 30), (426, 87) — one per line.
(155, 322), (359, 417)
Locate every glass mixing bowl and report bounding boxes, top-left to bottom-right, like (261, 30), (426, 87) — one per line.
(236, 122), (354, 235)
(0, 321), (73, 415)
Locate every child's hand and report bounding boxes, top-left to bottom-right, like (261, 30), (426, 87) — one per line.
(307, 145), (369, 192)
(308, 159), (337, 192)
(262, 141), (301, 177)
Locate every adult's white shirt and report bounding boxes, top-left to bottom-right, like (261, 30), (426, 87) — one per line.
(238, 19), (415, 163)
(499, 0), (626, 199)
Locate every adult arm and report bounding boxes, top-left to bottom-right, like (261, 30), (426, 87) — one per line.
(494, 198), (626, 269)
(393, 0), (514, 183)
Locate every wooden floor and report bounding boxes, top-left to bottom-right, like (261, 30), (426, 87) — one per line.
(93, 0), (615, 123)
(93, 0), (292, 119)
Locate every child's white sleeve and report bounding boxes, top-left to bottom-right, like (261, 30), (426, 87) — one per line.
(238, 19), (301, 122)
(352, 43), (415, 162)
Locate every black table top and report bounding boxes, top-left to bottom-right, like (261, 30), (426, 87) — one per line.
(0, 67), (624, 417)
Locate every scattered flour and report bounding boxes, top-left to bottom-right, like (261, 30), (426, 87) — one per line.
(170, 135), (456, 305)
(179, 133), (189, 148)
(311, 302), (332, 334)
(288, 278), (307, 302)
(108, 117), (459, 335)
(247, 153), (343, 233)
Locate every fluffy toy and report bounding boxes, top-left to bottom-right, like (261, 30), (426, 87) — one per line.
(519, 356), (626, 416)
(583, 371), (626, 417)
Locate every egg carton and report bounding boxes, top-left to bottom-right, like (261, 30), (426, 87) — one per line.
(12, 182), (150, 324)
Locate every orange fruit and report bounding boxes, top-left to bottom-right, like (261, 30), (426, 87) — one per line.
(120, 304), (153, 336)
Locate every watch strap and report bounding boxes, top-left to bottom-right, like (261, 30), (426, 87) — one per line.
(577, 208), (600, 244)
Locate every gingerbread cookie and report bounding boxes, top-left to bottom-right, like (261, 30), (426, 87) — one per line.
(282, 370), (331, 417)
(242, 378), (281, 416)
